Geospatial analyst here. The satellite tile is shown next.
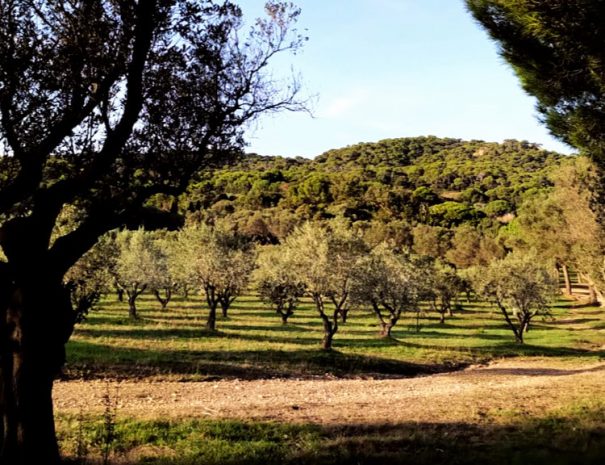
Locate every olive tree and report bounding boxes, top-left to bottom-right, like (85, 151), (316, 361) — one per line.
(428, 262), (467, 324)
(472, 252), (559, 343)
(255, 245), (305, 325)
(0, 2), (305, 461)
(114, 229), (160, 319)
(148, 231), (179, 310)
(64, 238), (114, 322)
(351, 243), (430, 338)
(177, 223), (255, 331)
(325, 219), (368, 323)
(286, 222), (366, 349)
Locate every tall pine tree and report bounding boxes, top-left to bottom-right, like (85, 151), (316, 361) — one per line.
(466, 0), (605, 159)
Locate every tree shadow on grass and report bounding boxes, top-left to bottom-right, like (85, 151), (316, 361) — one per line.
(396, 340), (605, 359)
(59, 415), (605, 465)
(469, 364), (605, 377)
(74, 326), (322, 346)
(308, 419), (605, 465)
(63, 340), (463, 381)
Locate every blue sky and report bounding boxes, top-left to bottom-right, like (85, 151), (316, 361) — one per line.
(237, 0), (574, 158)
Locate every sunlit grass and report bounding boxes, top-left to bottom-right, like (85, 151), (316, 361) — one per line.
(65, 292), (605, 380)
(57, 398), (605, 465)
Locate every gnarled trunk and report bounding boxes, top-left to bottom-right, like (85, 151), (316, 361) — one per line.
(276, 301), (295, 325)
(204, 286), (218, 331)
(206, 304), (217, 331)
(380, 321), (394, 338)
(313, 294), (338, 350)
(218, 292), (236, 319)
(127, 294), (139, 319)
(0, 273), (74, 465)
(126, 284), (146, 320)
(153, 288), (172, 311)
(220, 301), (229, 318)
(322, 328), (335, 350)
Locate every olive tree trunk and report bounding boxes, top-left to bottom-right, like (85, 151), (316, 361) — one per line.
(218, 292), (236, 319)
(206, 304), (218, 331)
(0, 273), (75, 465)
(496, 300), (525, 344)
(153, 288), (172, 311)
(278, 306), (294, 325)
(372, 303), (400, 339)
(380, 321), (394, 338)
(126, 284), (146, 320)
(204, 286), (219, 331)
(313, 294), (338, 350)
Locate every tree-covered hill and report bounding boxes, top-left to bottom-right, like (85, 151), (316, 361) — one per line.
(181, 136), (565, 240)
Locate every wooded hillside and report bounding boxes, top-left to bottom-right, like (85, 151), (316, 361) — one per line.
(179, 136), (565, 241)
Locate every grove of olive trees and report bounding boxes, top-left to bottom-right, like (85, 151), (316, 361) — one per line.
(67, 216), (563, 351)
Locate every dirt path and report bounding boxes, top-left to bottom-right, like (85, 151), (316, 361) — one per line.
(54, 358), (605, 425)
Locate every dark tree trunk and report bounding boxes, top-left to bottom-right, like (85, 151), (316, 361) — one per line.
(127, 294), (139, 319)
(277, 301), (295, 325)
(0, 273), (74, 465)
(497, 301), (524, 344)
(126, 284), (146, 319)
(314, 295), (337, 350)
(153, 288), (172, 311)
(206, 304), (217, 331)
(515, 324), (526, 343)
(380, 322), (393, 338)
(204, 286), (218, 331)
(322, 328), (335, 350)
(439, 311), (446, 324)
(128, 296), (139, 320)
(330, 294), (349, 325)
(116, 287), (124, 302)
(219, 292), (236, 319)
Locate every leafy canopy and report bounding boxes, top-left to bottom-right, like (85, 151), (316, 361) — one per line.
(466, 0), (605, 158)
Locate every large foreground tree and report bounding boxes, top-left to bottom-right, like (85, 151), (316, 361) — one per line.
(0, 2), (305, 463)
(466, 0), (605, 159)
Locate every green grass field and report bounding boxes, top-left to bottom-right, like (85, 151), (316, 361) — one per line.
(65, 292), (605, 380)
(56, 401), (605, 465)
(59, 293), (605, 464)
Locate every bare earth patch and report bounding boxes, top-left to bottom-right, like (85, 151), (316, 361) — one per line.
(54, 358), (605, 425)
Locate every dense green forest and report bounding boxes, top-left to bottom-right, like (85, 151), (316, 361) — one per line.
(177, 136), (564, 249)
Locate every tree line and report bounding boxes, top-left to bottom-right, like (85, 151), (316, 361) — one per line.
(68, 219), (559, 350)
(179, 137), (563, 236)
